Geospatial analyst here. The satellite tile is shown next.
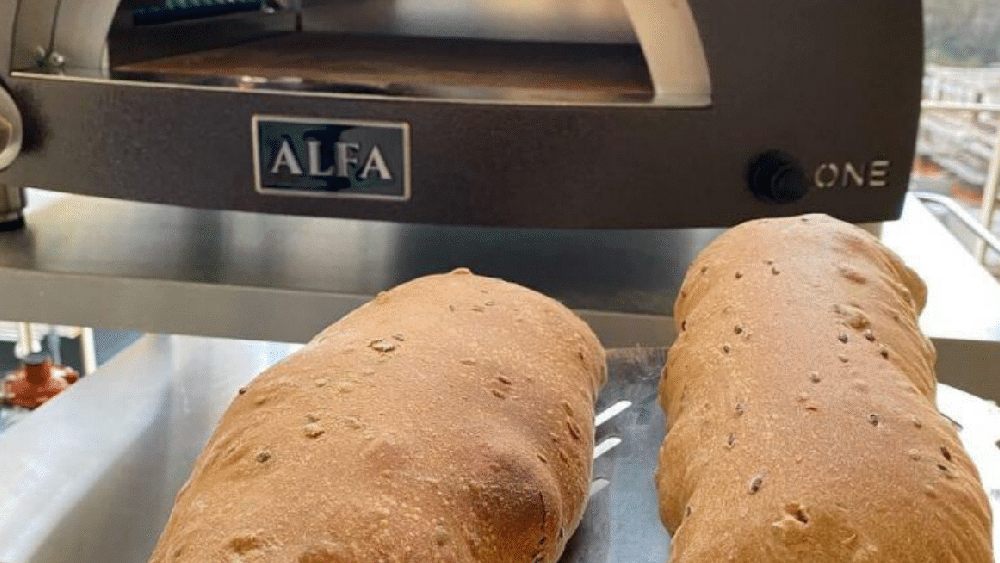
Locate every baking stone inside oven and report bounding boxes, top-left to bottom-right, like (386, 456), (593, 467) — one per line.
(563, 347), (669, 562)
(563, 348), (1000, 562)
(112, 33), (654, 103)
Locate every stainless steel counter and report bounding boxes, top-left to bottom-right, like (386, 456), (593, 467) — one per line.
(0, 190), (998, 346)
(0, 335), (995, 562)
(0, 336), (299, 563)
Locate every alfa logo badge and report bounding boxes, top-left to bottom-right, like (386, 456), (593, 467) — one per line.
(253, 116), (410, 200)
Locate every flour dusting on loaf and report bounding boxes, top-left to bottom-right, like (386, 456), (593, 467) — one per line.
(658, 214), (993, 562)
(150, 270), (606, 562)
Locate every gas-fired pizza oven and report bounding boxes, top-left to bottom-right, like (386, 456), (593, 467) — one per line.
(0, 0), (923, 227)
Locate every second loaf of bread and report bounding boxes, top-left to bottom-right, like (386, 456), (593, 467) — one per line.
(150, 269), (607, 562)
(657, 215), (993, 562)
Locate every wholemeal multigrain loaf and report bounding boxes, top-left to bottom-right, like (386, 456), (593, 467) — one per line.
(150, 269), (606, 562)
(657, 215), (993, 562)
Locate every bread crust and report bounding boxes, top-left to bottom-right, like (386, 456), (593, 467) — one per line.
(150, 269), (606, 562)
(657, 215), (993, 562)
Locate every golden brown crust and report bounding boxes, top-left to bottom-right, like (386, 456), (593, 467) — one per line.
(150, 270), (606, 563)
(657, 214), (993, 562)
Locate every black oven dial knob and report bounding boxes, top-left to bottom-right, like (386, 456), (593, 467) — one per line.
(747, 151), (809, 204)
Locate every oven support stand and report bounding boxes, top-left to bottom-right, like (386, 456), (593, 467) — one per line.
(0, 184), (25, 230)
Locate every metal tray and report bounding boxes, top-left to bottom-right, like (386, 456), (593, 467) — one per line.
(563, 347), (669, 562)
(569, 348), (1000, 561)
(0, 337), (996, 562)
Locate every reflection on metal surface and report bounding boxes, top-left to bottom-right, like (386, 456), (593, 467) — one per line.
(593, 437), (623, 459)
(588, 478), (611, 497)
(595, 400), (633, 427)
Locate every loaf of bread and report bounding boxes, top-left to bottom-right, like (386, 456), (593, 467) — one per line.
(657, 215), (993, 562)
(150, 269), (606, 562)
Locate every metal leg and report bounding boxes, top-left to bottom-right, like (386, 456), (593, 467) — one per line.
(913, 191), (1000, 258)
(46, 327), (62, 366)
(974, 128), (1000, 263)
(14, 322), (41, 359)
(0, 185), (25, 231)
(80, 327), (97, 376)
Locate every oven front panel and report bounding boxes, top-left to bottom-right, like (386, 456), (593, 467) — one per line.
(0, 0), (922, 228)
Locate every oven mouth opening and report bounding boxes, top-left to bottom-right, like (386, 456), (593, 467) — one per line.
(110, 32), (658, 104)
(13, 0), (712, 107)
